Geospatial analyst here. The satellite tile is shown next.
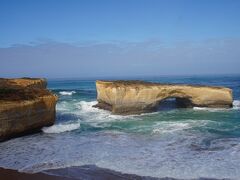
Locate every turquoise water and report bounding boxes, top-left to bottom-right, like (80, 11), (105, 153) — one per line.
(0, 75), (240, 179)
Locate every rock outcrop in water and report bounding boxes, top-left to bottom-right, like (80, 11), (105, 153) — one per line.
(94, 80), (233, 115)
(0, 78), (57, 141)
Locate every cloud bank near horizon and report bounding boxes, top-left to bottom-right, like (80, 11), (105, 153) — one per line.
(0, 39), (240, 78)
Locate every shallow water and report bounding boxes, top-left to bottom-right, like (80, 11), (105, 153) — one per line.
(0, 75), (240, 179)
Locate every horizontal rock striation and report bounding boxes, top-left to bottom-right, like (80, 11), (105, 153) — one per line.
(0, 78), (57, 141)
(94, 80), (233, 115)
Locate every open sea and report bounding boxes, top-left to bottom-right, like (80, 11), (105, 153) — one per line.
(0, 75), (240, 179)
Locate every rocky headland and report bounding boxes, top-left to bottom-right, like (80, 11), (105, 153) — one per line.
(0, 78), (57, 141)
(94, 80), (233, 115)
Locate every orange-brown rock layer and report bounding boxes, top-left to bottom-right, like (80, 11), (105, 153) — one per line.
(0, 78), (57, 141)
(95, 80), (233, 115)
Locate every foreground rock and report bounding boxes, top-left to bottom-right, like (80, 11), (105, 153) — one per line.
(94, 80), (233, 115)
(0, 78), (57, 141)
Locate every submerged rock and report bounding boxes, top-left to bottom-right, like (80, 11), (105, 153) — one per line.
(94, 80), (233, 115)
(0, 78), (57, 141)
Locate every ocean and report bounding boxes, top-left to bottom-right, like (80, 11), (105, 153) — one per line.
(0, 75), (240, 179)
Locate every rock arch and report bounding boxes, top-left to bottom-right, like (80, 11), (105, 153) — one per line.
(156, 97), (193, 110)
(94, 80), (233, 115)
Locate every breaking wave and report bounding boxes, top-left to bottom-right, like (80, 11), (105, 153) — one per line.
(233, 100), (240, 110)
(59, 91), (76, 96)
(75, 101), (142, 126)
(192, 107), (226, 112)
(42, 122), (80, 134)
(78, 100), (99, 113)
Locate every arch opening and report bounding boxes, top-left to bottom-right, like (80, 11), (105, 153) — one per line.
(157, 97), (193, 111)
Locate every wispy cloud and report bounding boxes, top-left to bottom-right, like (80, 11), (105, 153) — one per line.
(0, 38), (240, 78)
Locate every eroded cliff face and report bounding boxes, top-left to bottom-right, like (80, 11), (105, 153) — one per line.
(0, 78), (57, 141)
(95, 80), (233, 115)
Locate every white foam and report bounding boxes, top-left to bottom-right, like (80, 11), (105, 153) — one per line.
(56, 101), (69, 111)
(72, 101), (142, 128)
(152, 120), (210, 134)
(152, 122), (190, 134)
(193, 107), (228, 112)
(233, 100), (240, 110)
(77, 101), (126, 119)
(59, 91), (76, 96)
(193, 107), (208, 110)
(42, 122), (80, 134)
(78, 100), (99, 113)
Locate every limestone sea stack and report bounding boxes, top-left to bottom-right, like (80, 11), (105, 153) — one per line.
(94, 80), (233, 115)
(0, 78), (57, 141)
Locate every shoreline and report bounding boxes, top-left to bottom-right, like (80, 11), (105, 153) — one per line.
(0, 165), (228, 180)
(0, 165), (161, 180)
(0, 167), (74, 180)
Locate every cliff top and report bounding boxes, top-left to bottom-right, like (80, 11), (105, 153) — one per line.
(0, 78), (47, 89)
(96, 80), (229, 90)
(0, 78), (53, 101)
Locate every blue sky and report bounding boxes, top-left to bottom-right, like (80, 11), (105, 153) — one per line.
(0, 0), (240, 78)
(1, 0), (240, 46)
